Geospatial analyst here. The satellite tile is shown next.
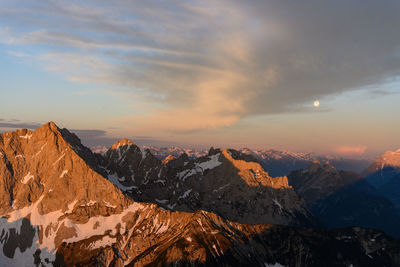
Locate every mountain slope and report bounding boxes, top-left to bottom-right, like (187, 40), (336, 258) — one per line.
(288, 161), (400, 237)
(364, 149), (400, 188)
(143, 146), (370, 176)
(104, 142), (315, 226)
(287, 161), (362, 205)
(1, 122), (400, 266)
(363, 149), (400, 214)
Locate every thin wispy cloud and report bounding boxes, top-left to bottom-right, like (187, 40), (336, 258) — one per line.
(1, 0), (400, 134)
(0, 120), (41, 129)
(334, 145), (368, 156)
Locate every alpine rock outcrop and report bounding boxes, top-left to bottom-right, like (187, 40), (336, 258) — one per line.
(104, 142), (314, 226)
(141, 146), (370, 176)
(1, 122), (399, 266)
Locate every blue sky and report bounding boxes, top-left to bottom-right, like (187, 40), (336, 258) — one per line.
(1, 0), (400, 157)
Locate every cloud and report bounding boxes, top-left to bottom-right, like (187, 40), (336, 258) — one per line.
(0, 119), (171, 147)
(2, 0), (400, 132)
(0, 121), (41, 129)
(68, 129), (175, 147)
(334, 145), (368, 156)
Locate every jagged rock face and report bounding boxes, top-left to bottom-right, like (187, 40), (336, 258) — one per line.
(1, 122), (400, 266)
(288, 161), (362, 206)
(162, 154), (176, 165)
(104, 138), (165, 189)
(0, 122), (132, 265)
(0, 122), (129, 216)
(288, 161), (400, 237)
(3, 205), (400, 267)
(104, 143), (315, 226)
(55, 215), (400, 267)
(147, 147), (371, 176)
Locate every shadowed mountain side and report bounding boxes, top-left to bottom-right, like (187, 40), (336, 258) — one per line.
(311, 180), (400, 237)
(288, 162), (400, 237)
(104, 143), (316, 227)
(378, 173), (400, 214)
(287, 161), (363, 206)
(365, 166), (400, 189)
(0, 217), (61, 266)
(363, 149), (400, 188)
(2, 206), (400, 266)
(362, 149), (400, 215)
(54, 216), (400, 267)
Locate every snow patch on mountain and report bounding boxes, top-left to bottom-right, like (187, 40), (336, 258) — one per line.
(177, 154), (222, 181)
(59, 170), (68, 178)
(53, 153), (65, 166)
(87, 235), (116, 250)
(108, 173), (137, 191)
(19, 133), (32, 139)
(178, 189), (192, 200)
(21, 172), (34, 184)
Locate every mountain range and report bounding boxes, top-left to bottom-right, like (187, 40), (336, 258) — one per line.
(108, 146), (370, 177)
(288, 161), (400, 237)
(1, 122), (399, 266)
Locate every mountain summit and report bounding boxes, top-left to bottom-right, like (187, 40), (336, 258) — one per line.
(1, 122), (400, 266)
(104, 142), (315, 226)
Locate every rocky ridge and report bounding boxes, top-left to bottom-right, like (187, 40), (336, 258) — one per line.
(1, 122), (399, 266)
(138, 146), (370, 176)
(288, 161), (400, 237)
(104, 141), (314, 226)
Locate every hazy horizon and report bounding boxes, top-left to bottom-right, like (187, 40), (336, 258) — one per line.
(0, 121), (386, 160)
(1, 1), (400, 158)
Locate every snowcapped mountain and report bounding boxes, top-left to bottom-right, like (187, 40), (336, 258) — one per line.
(104, 142), (315, 226)
(140, 145), (208, 159)
(1, 122), (399, 266)
(134, 146), (370, 176)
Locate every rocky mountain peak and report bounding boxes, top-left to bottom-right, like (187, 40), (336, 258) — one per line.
(37, 121), (59, 132)
(363, 149), (400, 188)
(307, 160), (338, 175)
(362, 149), (400, 191)
(2, 123), (400, 266)
(207, 146), (220, 156)
(288, 161), (361, 206)
(111, 138), (136, 150)
(162, 154), (176, 164)
(0, 122), (130, 216)
(221, 149), (289, 188)
(368, 149), (400, 171)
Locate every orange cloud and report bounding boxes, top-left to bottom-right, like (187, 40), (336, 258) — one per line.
(334, 145), (367, 156)
(113, 68), (278, 134)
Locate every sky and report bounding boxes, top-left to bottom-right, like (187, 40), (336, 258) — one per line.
(0, 0), (400, 158)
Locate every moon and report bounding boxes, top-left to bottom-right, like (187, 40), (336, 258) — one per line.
(313, 100), (320, 108)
